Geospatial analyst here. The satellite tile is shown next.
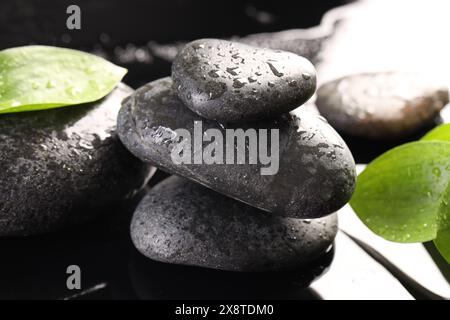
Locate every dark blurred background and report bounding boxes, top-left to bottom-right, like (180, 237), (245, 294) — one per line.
(0, 0), (348, 87)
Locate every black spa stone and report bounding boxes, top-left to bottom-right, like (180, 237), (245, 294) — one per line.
(117, 77), (355, 218)
(0, 83), (155, 236)
(172, 39), (317, 122)
(131, 176), (338, 272)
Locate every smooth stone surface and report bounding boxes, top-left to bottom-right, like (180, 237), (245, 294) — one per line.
(0, 83), (155, 236)
(172, 39), (317, 122)
(316, 72), (449, 139)
(118, 77), (355, 218)
(131, 176), (338, 272)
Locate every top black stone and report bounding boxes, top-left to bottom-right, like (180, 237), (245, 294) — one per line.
(172, 39), (317, 123)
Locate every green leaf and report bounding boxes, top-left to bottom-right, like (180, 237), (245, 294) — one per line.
(423, 124), (450, 263)
(434, 230), (450, 263)
(350, 141), (450, 243)
(422, 123), (450, 142)
(0, 45), (127, 114)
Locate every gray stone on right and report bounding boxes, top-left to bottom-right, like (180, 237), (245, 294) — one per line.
(131, 176), (338, 272)
(316, 72), (449, 139)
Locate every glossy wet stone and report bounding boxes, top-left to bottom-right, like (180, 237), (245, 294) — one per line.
(131, 176), (338, 272)
(172, 39), (317, 122)
(0, 84), (155, 236)
(316, 72), (449, 139)
(118, 77), (356, 218)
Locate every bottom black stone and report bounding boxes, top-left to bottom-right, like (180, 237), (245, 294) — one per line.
(131, 176), (337, 272)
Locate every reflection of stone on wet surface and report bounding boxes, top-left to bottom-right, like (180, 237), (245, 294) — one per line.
(128, 246), (333, 300)
(0, 193), (143, 300)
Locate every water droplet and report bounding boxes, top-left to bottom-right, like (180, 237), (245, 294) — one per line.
(208, 70), (222, 78)
(233, 78), (248, 89)
(248, 76), (257, 83)
(267, 62), (284, 77)
(268, 81), (275, 87)
(67, 86), (81, 96)
(226, 67), (240, 76)
(79, 140), (94, 150)
(288, 80), (297, 87)
(432, 167), (441, 178)
(86, 66), (96, 74)
(255, 71), (262, 76)
(46, 80), (56, 89)
(302, 73), (311, 80)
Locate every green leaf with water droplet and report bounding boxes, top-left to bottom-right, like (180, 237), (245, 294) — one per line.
(350, 141), (450, 244)
(0, 45), (127, 114)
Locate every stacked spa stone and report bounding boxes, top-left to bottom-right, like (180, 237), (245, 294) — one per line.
(118, 39), (356, 272)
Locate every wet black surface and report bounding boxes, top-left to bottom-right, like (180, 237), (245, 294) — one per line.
(1, 0), (449, 300)
(0, 189), (334, 300)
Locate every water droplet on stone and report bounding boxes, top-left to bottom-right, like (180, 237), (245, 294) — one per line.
(267, 62), (284, 77)
(208, 70), (222, 78)
(233, 78), (248, 89)
(226, 67), (240, 76)
(302, 73), (311, 80)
